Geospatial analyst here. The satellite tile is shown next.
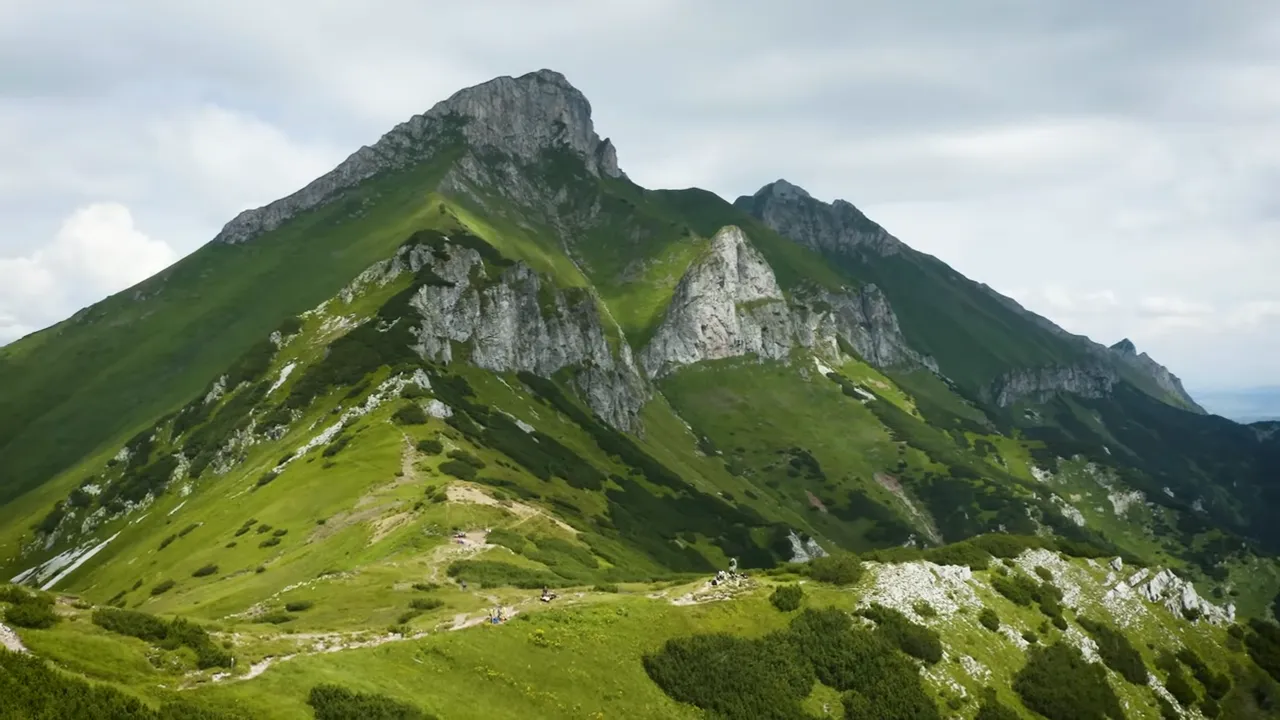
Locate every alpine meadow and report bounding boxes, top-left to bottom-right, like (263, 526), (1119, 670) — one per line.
(3, 69), (1280, 720)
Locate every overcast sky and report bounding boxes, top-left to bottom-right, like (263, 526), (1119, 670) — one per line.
(2, 1), (1277, 411)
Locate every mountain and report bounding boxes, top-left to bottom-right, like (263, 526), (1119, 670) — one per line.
(2, 69), (1279, 720)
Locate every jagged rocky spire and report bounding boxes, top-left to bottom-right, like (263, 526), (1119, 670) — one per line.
(734, 179), (906, 257)
(214, 69), (620, 245)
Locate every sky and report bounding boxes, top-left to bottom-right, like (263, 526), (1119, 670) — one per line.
(1, 1), (1277, 414)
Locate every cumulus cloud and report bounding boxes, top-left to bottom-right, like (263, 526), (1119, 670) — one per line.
(0, 203), (176, 342)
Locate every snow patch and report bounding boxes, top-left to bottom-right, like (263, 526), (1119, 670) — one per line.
(268, 362), (297, 394)
(31, 527), (120, 589)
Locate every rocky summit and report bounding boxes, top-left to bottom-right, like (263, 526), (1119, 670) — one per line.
(1, 70), (1279, 720)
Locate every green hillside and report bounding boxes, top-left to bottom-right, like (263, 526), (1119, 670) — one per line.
(2, 69), (1279, 720)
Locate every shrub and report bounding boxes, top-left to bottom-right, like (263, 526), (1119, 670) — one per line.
(446, 560), (564, 589)
(1022, 630), (1039, 645)
(92, 608), (232, 669)
(411, 583), (441, 592)
(285, 601), (314, 612)
(409, 598), (444, 611)
(416, 438), (443, 455)
(446, 449), (486, 469)
(592, 583), (620, 593)
(979, 607), (1001, 632)
(255, 566), (266, 574)
(860, 603), (943, 664)
(1014, 643), (1124, 720)
(322, 435), (351, 458)
(158, 535), (177, 550)
(438, 460), (477, 480)
(769, 585), (804, 612)
(1175, 646), (1230, 699)
(273, 528), (288, 537)
(642, 632), (815, 720)
(150, 579), (176, 596)
(191, 564), (218, 578)
(1163, 663), (1198, 707)
(1034, 566), (1055, 582)
(256, 524), (272, 534)
(805, 553), (864, 586)
(255, 471), (279, 488)
(307, 684), (434, 720)
(1077, 617), (1147, 684)
(974, 690), (1021, 720)
(392, 404), (428, 425)
(253, 611), (293, 625)
(4, 599), (58, 629)
(913, 600), (938, 618)
(259, 537), (281, 548)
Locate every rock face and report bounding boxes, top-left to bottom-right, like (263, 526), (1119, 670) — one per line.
(214, 70), (619, 245)
(399, 238), (648, 431)
(1109, 338), (1205, 413)
(639, 226), (929, 378)
(733, 180), (905, 257)
(639, 227), (792, 377)
(987, 364), (1118, 407)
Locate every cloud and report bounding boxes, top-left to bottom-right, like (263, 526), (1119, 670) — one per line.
(0, 1), (1278, 392)
(0, 203), (176, 342)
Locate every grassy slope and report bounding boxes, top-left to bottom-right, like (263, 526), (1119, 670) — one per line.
(8, 548), (1267, 720)
(0, 149), (463, 509)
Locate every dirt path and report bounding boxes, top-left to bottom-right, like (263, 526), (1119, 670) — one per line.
(0, 623), (27, 653)
(446, 483), (578, 535)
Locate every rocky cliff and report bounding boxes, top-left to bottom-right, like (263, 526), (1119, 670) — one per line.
(733, 179), (906, 257)
(398, 237), (648, 431)
(640, 226), (930, 378)
(1109, 338), (1205, 413)
(987, 364), (1118, 407)
(214, 70), (620, 245)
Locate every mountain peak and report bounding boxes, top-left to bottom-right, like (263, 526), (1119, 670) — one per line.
(213, 69), (619, 245)
(734, 180), (905, 258)
(427, 69), (621, 178)
(1111, 338), (1138, 356)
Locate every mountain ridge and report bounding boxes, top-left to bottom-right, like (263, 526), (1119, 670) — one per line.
(2, 68), (1279, 720)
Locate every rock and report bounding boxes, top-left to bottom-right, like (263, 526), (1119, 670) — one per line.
(640, 226), (930, 378)
(734, 179), (906, 258)
(1108, 338), (1204, 413)
(214, 70), (619, 246)
(1110, 557), (1124, 571)
(987, 364), (1118, 407)
(640, 226), (791, 377)
(402, 237), (648, 431)
(786, 531), (828, 563)
(424, 400), (453, 419)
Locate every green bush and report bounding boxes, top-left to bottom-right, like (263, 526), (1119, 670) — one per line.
(412, 583), (441, 592)
(259, 536), (281, 548)
(859, 603), (943, 664)
(592, 583), (620, 593)
(1034, 566), (1054, 582)
(446, 449), (486, 469)
(191, 564), (218, 578)
(446, 560), (565, 589)
(92, 608), (231, 669)
(1163, 663), (1198, 707)
(643, 632), (814, 720)
(979, 607), (1001, 632)
(322, 434), (351, 458)
(308, 684), (434, 720)
(769, 584), (804, 612)
(0, 649), (240, 719)
(4, 598), (59, 629)
(409, 598), (444, 611)
(159, 534), (177, 550)
(1014, 642), (1124, 719)
(806, 553), (864, 586)
(253, 612), (293, 625)
(1077, 617), (1147, 684)
(913, 600), (938, 618)
(415, 438), (443, 455)
(255, 471), (278, 488)
(392, 404), (428, 425)
(150, 579), (176, 596)
(285, 601), (314, 612)
(1175, 646), (1230, 699)
(974, 690), (1020, 720)
(438, 460), (477, 480)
